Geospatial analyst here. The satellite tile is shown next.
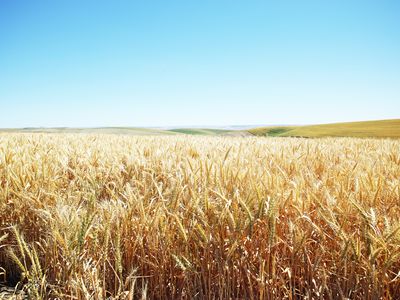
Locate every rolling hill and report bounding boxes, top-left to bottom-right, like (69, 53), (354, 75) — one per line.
(0, 127), (179, 135)
(167, 128), (233, 135)
(249, 119), (400, 138)
(1, 119), (399, 138)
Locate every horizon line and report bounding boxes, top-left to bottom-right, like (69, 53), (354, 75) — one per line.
(0, 118), (399, 131)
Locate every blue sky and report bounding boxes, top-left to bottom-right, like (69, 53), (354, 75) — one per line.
(0, 0), (399, 127)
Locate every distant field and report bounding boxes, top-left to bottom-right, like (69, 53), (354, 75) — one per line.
(1, 119), (399, 138)
(0, 127), (251, 137)
(167, 128), (233, 135)
(167, 128), (251, 136)
(0, 127), (179, 135)
(0, 127), (234, 136)
(249, 119), (400, 138)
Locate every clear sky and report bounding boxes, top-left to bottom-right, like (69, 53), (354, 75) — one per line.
(0, 1), (399, 128)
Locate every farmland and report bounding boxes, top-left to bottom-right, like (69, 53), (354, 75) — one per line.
(249, 119), (400, 138)
(2, 119), (400, 139)
(0, 133), (400, 299)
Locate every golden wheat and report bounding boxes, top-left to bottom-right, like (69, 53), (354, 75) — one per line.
(0, 133), (399, 299)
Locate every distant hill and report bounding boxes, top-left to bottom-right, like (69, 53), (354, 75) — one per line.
(0, 127), (179, 135)
(248, 119), (400, 138)
(167, 128), (232, 135)
(2, 119), (399, 138)
(167, 128), (253, 136)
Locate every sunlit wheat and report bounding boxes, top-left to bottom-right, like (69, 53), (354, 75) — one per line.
(0, 133), (399, 299)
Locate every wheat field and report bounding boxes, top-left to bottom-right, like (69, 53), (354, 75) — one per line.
(0, 133), (399, 299)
